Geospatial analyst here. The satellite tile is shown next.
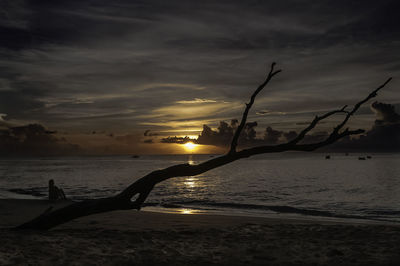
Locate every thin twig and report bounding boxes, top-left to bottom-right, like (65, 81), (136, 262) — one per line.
(229, 62), (281, 154)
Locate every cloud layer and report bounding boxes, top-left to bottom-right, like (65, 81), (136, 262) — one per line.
(0, 123), (80, 156)
(161, 102), (400, 152)
(1, 1), (399, 154)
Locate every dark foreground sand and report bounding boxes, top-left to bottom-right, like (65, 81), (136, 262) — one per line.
(1, 199), (400, 265)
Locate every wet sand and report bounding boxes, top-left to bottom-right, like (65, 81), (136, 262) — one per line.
(1, 199), (400, 265)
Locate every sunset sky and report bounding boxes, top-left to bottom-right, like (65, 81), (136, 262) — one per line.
(0, 1), (399, 155)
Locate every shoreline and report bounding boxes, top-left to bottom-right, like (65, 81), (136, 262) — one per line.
(1, 198), (398, 229)
(1, 199), (400, 265)
(143, 205), (400, 226)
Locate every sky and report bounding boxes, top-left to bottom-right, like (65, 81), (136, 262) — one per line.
(0, 0), (399, 155)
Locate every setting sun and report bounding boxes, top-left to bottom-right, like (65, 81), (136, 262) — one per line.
(183, 142), (197, 152)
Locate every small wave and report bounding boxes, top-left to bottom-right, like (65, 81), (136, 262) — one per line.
(144, 199), (400, 222)
(7, 188), (47, 198)
(6, 188), (400, 223)
(168, 200), (338, 216)
(365, 210), (400, 216)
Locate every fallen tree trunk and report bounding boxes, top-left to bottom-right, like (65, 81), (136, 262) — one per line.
(16, 63), (392, 230)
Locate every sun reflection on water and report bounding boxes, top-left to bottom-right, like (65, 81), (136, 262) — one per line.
(184, 177), (197, 188)
(187, 154), (195, 165)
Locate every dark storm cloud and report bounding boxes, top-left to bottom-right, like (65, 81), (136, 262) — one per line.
(161, 118), (335, 148)
(331, 102), (400, 152)
(263, 126), (282, 144)
(143, 139), (153, 144)
(195, 121), (237, 146)
(0, 123), (80, 156)
(162, 101), (400, 152)
(161, 136), (193, 145)
(1, 0), (399, 143)
(144, 130), (158, 136)
(163, 120), (295, 147)
(371, 101), (400, 125)
(352, 124), (400, 152)
(283, 131), (298, 142)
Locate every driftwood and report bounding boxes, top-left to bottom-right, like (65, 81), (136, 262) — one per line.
(16, 63), (392, 230)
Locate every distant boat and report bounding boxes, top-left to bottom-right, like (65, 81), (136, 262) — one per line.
(131, 155), (140, 158)
(367, 155), (372, 159)
(358, 157), (366, 160)
(345, 152), (349, 156)
(325, 155), (331, 159)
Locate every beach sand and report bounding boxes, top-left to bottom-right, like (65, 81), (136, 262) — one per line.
(1, 199), (400, 265)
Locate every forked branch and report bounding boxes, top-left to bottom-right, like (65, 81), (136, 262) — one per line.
(16, 64), (392, 230)
(229, 62), (281, 154)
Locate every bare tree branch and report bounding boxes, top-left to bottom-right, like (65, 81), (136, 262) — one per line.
(229, 62), (281, 154)
(288, 105), (349, 145)
(331, 77), (392, 136)
(15, 66), (392, 230)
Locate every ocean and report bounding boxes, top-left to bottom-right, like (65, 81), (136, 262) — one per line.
(1, 153), (400, 223)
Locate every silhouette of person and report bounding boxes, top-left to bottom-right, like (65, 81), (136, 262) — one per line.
(48, 179), (66, 201)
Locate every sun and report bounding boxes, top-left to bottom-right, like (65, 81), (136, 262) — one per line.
(183, 141), (197, 152)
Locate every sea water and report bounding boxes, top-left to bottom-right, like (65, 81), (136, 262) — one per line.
(1, 153), (399, 222)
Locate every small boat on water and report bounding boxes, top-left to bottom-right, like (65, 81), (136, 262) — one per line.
(367, 155), (372, 159)
(358, 157), (366, 160)
(325, 155), (331, 159)
(131, 155), (140, 158)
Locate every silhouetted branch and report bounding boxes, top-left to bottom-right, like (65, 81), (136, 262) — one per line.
(289, 105), (349, 145)
(229, 62), (281, 154)
(16, 66), (392, 230)
(331, 77), (392, 136)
